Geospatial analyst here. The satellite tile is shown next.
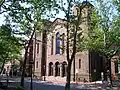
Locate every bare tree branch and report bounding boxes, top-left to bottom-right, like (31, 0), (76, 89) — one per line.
(0, 10), (7, 14)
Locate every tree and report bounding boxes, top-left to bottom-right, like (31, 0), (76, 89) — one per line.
(54, 1), (93, 90)
(85, 0), (120, 85)
(0, 0), (57, 89)
(0, 25), (21, 74)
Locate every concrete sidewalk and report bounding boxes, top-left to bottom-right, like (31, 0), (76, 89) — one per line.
(47, 80), (120, 88)
(46, 80), (99, 85)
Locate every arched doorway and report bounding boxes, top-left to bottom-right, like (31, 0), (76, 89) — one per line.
(62, 61), (67, 77)
(55, 62), (60, 76)
(49, 62), (53, 76)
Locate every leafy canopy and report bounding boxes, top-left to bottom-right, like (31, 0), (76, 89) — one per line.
(0, 25), (21, 62)
(85, 0), (120, 58)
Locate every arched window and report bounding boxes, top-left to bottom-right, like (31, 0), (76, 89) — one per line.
(56, 32), (60, 54)
(51, 36), (54, 55)
(62, 61), (67, 77)
(55, 62), (60, 76)
(79, 59), (81, 69)
(36, 61), (38, 68)
(62, 33), (65, 54)
(37, 43), (39, 54)
(49, 62), (53, 76)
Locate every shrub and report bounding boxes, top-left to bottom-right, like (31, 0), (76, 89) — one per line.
(16, 85), (23, 90)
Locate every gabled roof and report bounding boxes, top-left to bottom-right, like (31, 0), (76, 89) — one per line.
(46, 18), (67, 33)
(50, 18), (67, 30)
(52, 18), (66, 24)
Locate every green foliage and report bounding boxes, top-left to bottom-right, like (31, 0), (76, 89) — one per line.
(86, 30), (104, 51)
(0, 25), (21, 63)
(0, 0), (57, 38)
(16, 85), (24, 90)
(0, 0), (56, 62)
(113, 0), (120, 13)
(85, 0), (120, 58)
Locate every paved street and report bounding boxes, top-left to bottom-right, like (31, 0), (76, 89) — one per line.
(0, 76), (120, 90)
(23, 81), (120, 90)
(10, 79), (120, 90)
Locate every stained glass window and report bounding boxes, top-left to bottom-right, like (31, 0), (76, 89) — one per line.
(56, 32), (60, 54)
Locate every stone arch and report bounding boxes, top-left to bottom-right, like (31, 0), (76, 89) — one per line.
(49, 62), (53, 76)
(55, 62), (60, 76)
(62, 61), (67, 77)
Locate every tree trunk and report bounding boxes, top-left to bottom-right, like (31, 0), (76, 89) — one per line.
(20, 48), (28, 88)
(20, 29), (36, 88)
(73, 58), (75, 81)
(108, 58), (112, 86)
(65, 62), (72, 90)
(103, 56), (107, 81)
(0, 59), (5, 74)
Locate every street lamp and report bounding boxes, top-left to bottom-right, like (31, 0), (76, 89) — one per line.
(30, 60), (34, 90)
(43, 65), (46, 81)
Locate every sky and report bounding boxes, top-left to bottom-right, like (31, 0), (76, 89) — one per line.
(47, 0), (95, 21)
(0, 0), (94, 25)
(0, 13), (5, 25)
(0, 0), (114, 25)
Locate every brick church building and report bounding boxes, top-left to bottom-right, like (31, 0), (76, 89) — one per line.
(27, 1), (120, 82)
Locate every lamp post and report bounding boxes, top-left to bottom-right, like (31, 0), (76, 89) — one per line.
(43, 65), (46, 81)
(30, 60), (34, 90)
